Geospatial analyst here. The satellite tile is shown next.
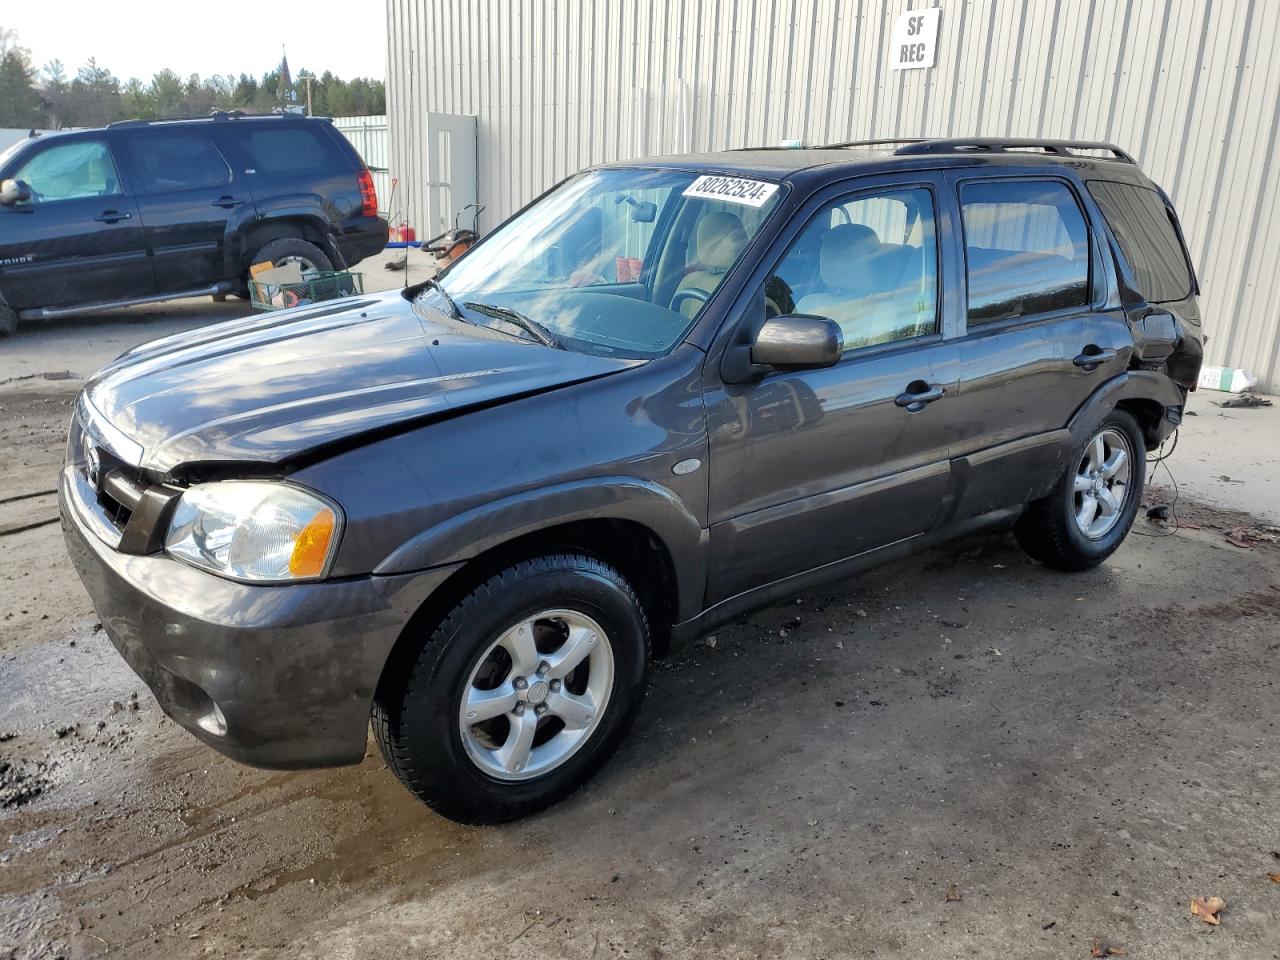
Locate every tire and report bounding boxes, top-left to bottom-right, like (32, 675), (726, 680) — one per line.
(248, 238), (333, 275)
(1015, 409), (1146, 571)
(373, 553), (652, 824)
(0, 294), (16, 338)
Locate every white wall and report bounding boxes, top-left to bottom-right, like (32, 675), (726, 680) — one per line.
(387, 0), (1280, 390)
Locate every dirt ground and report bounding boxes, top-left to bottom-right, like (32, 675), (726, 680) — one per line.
(3, 300), (1280, 959)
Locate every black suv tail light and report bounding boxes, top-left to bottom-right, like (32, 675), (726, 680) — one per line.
(357, 169), (378, 218)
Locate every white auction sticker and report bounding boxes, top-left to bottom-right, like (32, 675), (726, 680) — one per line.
(682, 175), (779, 208)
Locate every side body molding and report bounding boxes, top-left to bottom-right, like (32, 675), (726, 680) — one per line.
(373, 476), (710, 621)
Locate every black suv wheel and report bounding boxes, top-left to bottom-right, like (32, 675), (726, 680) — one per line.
(249, 238), (333, 275)
(373, 553), (652, 824)
(0, 291), (17, 338)
(1015, 409), (1146, 571)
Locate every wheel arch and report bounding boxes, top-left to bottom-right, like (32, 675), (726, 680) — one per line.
(1068, 371), (1184, 451)
(372, 478), (709, 667)
(238, 215), (335, 269)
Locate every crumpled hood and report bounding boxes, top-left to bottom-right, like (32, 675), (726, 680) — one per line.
(84, 289), (639, 474)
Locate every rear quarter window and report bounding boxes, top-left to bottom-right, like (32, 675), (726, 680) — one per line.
(1086, 180), (1192, 303)
(231, 125), (350, 176)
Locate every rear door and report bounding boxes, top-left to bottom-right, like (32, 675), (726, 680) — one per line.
(941, 172), (1130, 520)
(114, 126), (251, 292)
(703, 175), (961, 604)
(0, 136), (153, 310)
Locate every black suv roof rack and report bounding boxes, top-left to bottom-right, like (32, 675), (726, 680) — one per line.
(107, 109), (313, 128)
(891, 137), (1135, 163)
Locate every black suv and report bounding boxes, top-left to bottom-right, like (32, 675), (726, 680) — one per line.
(0, 112), (388, 335)
(60, 137), (1203, 823)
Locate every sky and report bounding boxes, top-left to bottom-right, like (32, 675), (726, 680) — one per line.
(6, 0), (387, 83)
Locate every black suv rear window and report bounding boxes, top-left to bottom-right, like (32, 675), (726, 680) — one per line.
(1087, 180), (1192, 303)
(231, 125), (349, 176)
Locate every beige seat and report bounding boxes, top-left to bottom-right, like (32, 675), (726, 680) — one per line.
(797, 224), (932, 347)
(672, 211), (749, 318)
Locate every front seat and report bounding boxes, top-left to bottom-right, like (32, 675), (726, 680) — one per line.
(672, 211), (748, 318)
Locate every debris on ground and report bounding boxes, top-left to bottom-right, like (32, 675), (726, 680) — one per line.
(1267, 873), (1280, 884)
(1147, 504), (1171, 521)
(1224, 524), (1280, 549)
(1091, 940), (1126, 956)
(1190, 895), (1226, 925)
(1214, 394), (1272, 409)
(944, 882), (961, 902)
(0, 757), (49, 808)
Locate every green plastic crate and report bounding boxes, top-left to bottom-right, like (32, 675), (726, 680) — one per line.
(249, 271), (364, 311)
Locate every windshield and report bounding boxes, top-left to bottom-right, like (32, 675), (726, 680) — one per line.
(418, 168), (782, 358)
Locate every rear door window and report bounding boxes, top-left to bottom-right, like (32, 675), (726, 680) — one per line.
(960, 179), (1091, 323)
(230, 125), (349, 175)
(1087, 180), (1192, 303)
(120, 130), (231, 193)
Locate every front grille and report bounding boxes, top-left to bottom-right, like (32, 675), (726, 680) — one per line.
(66, 408), (181, 554)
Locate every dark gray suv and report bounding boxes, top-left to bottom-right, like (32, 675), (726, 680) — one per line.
(60, 138), (1203, 823)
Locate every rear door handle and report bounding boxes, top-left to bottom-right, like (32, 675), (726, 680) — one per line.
(895, 381), (946, 412)
(1073, 347), (1118, 370)
(94, 210), (132, 223)
(212, 196), (247, 208)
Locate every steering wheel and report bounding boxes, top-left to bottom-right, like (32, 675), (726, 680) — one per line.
(670, 287), (712, 313)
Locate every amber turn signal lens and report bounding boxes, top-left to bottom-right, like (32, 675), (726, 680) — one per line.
(289, 507), (337, 578)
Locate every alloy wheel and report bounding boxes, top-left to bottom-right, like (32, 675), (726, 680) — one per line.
(458, 609), (614, 781)
(1073, 427), (1132, 540)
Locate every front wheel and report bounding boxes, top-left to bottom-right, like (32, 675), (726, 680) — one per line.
(1015, 410), (1146, 571)
(373, 553), (651, 823)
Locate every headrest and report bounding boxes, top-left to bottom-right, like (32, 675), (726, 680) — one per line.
(819, 223), (880, 286)
(694, 211), (749, 271)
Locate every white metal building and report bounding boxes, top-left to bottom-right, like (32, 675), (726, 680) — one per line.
(386, 0), (1280, 390)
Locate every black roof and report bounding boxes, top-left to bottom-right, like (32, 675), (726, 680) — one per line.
(606, 137), (1149, 185)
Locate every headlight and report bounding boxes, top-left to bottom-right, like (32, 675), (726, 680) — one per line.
(165, 481), (343, 583)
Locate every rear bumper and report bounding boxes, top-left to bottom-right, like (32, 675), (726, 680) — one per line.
(60, 468), (458, 768)
(335, 216), (389, 266)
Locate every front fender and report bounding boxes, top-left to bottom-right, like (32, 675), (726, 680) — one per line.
(372, 477), (709, 621)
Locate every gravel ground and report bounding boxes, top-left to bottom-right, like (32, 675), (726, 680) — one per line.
(2, 296), (1279, 960)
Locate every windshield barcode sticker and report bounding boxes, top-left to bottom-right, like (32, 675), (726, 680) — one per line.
(682, 175), (779, 208)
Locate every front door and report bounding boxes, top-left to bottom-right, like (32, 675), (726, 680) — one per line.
(704, 180), (958, 605)
(113, 127), (248, 292)
(0, 137), (153, 311)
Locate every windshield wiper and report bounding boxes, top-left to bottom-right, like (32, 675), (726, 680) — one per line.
(420, 277), (461, 319)
(463, 301), (563, 349)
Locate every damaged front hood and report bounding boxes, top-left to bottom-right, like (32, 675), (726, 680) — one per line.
(84, 290), (638, 474)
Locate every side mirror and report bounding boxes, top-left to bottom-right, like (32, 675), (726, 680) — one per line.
(0, 179), (31, 205)
(750, 314), (844, 371)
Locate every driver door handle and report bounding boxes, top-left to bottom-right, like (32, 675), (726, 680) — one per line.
(212, 196), (246, 208)
(94, 210), (132, 223)
(895, 381), (946, 412)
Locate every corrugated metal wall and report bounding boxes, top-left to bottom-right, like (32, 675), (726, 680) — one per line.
(386, 0), (1280, 389)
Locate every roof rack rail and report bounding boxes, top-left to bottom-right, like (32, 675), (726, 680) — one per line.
(106, 109), (301, 128)
(892, 138), (1135, 163)
(817, 137), (927, 149)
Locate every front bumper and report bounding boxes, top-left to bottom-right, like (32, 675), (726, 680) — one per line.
(60, 467), (459, 768)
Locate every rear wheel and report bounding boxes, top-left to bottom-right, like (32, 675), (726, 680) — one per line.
(1015, 410), (1146, 570)
(244, 238), (333, 295)
(0, 293), (17, 338)
(373, 553), (651, 823)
